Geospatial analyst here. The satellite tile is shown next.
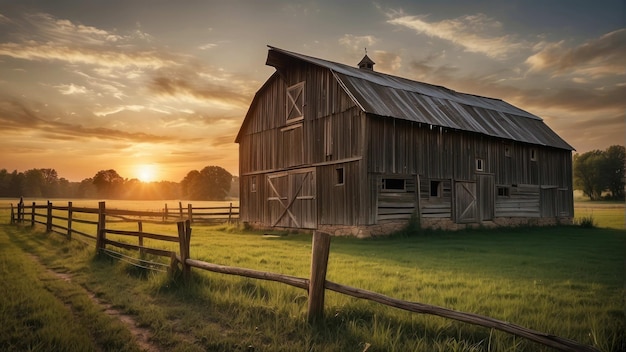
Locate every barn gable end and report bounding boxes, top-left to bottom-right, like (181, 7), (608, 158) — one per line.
(236, 46), (574, 236)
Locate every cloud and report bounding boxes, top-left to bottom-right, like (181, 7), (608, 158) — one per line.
(150, 76), (251, 109)
(0, 41), (178, 69)
(517, 84), (626, 113)
(387, 12), (524, 59)
(198, 43), (217, 50)
(338, 34), (378, 52)
(0, 13), (12, 24)
(371, 50), (402, 73)
(525, 29), (626, 77)
(0, 98), (174, 143)
(55, 83), (88, 95)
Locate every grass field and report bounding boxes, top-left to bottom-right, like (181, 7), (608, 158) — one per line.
(0, 198), (624, 351)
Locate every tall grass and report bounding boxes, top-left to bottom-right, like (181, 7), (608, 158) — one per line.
(0, 226), (141, 351)
(1, 218), (623, 352)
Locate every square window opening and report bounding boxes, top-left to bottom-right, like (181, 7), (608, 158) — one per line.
(476, 158), (484, 171)
(497, 187), (510, 197)
(531, 149), (537, 161)
(505, 145), (511, 157)
(382, 178), (405, 191)
(335, 168), (344, 185)
(430, 180), (441, 197)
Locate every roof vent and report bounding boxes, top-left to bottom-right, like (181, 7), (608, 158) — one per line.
(358, 52), (375, 71)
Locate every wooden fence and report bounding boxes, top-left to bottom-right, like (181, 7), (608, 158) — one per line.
(7, 200), (598, 352)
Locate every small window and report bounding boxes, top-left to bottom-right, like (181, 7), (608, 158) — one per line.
(335, 168), (344, 186)
(250, 176), (257, 192)
(430, 180), (441, 197)
(504, 145), (511, 157)
(476, 158), (484, 172)
(497, 187), (510, 197)
(382, 178), (405, 191)
(530, 149), (537, 161)
(286, 82), (304, 123)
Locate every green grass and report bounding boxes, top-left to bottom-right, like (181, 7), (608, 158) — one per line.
(1, 216), (624, 352)
(0, 225), (141, 351)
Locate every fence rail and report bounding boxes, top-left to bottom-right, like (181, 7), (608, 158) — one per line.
(5, 199), (599, 352)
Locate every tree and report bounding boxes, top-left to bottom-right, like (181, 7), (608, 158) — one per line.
(574, 145), (626, 201)
(181, 166), (232, 200)
(603, 145), (625, 200)
(574, 150), (605, 200)
(92, 169), (125, 198)
(22, 169), (45, 197)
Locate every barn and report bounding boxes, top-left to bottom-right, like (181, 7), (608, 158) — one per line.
(235, 46), (574, 237)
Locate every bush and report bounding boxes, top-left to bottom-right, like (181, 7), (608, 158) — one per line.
(576, 215), (596, 228)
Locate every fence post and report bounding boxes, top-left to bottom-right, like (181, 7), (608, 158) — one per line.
(228, 202), (233, 224)
(163, 203), (168, 222)
(67, 201), (73, 240)
(46, 201), (52, 232)
(17, 198), (23, 223)
(138, 221), (145, 257)
(31, 202), (35, 227)
(10, 204), (14, 224)
(96, 201), (106, 252)
(177, 220), (192, 281)
(178, 201), (183, 219)
(307, 231), (331, 323)
(187, 203), (193, 223)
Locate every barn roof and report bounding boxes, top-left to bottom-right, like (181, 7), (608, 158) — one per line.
(238, 46), (573, 150)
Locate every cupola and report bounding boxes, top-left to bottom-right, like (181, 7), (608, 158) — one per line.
(358, 53), (375, 71)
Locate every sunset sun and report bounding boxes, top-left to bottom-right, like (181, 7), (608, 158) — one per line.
(136, 164), (157, 182)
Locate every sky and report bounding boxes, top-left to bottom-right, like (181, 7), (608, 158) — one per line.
(0, 0), (624, 182)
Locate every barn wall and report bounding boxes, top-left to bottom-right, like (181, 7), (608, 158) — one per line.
(238, 62), (368, 228)
(365, 115), (573, 224)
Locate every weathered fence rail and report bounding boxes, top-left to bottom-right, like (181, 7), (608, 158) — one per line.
(5, 199), (599, 352)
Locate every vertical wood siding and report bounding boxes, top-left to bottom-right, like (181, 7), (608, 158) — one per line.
(238, 61), (573, 230)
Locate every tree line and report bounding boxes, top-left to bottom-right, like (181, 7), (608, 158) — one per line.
(0, 166), (238, 201)
(573, 145), (625, 201)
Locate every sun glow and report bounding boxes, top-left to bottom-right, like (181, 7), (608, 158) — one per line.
(136, 164), (158, 182)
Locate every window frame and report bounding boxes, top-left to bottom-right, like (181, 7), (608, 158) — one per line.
(286, 81), (305, 124)
(381, 178), (406, 192)
(475, 158), (485, 172)
(430, 180), (442, 198)
(335, 167), (345, 186)
(497, 186), (510, 197)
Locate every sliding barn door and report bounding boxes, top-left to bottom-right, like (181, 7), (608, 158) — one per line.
(455, 181), (477, 223)
(267, 168), (317, 229)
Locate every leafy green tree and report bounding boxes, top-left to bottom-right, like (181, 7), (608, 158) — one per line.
(181, 166), (232, 200)
(23, 169), (45, 197)
(574, 145), (626, 200)
(574, 150), (605, 200)
(180, 170), (202, 200)
(603, 145), (625, 200)
(78, 178), (98, 198)
(92, 169), (125, 198)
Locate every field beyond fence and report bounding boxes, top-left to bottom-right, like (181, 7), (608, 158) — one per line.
(2, 198), (618, 351)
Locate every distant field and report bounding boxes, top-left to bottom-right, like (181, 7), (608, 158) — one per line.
(0, 197), (238, 210)
(1, 196), (622, 229)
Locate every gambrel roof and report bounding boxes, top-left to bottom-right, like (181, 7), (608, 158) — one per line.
(238, 46), (573, 150)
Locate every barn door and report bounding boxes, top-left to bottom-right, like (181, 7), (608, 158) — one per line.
(455, 182), (477, 223)
(477, 175), (494, 221)
(267, 168), (316, 229)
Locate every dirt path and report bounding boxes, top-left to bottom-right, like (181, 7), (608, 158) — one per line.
(28, 254), (161, 352)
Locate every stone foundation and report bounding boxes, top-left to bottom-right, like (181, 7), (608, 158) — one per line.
(243, 216), (573, 238)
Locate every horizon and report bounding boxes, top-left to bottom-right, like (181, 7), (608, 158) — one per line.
(1, 1), (624, 182)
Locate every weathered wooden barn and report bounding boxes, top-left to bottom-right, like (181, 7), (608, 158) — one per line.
(235, 46), (574, 237)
